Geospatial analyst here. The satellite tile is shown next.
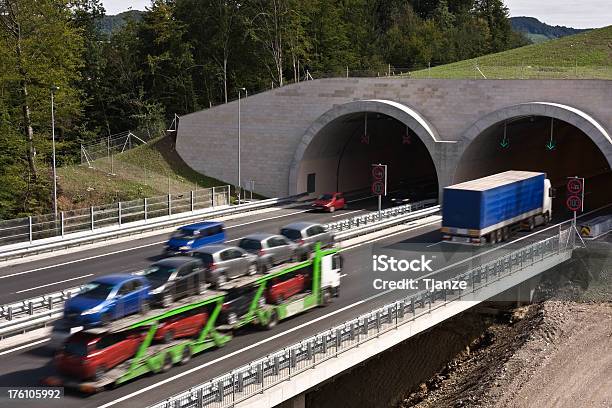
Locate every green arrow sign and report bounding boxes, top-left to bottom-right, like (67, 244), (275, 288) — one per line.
(500, 138), (509, 148)
(546, 140), (556, 150)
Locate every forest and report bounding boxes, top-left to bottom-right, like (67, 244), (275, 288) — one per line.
(0, 0), (527, 219)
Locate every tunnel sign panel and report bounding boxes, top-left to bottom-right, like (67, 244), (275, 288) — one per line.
(566, 195), (582, 212)
(372, 164), (387, 196)
(565, 177), (585, 212)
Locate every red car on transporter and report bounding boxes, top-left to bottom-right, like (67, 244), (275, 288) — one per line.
(55, 330), (145, 381)
(311, 192), (346, 213)
(266, 274), (306, 304)
(154, 310), (208, 343)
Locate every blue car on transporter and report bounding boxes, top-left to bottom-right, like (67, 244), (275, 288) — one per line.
(165, 221), (226, 254)
(63, 275), (150, 327)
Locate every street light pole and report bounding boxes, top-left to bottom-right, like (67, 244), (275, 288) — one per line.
(51, 86), (59, 218)
(238, 87), (246, 204)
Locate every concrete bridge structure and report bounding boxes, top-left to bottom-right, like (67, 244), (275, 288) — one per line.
(176, 78), (612, 205)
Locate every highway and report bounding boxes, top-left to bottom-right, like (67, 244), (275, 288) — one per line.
(0, 200), (379, 304)
(1, 202), (607, 408)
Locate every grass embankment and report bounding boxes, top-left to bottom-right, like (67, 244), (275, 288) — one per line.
(57, 136), (229, 210)
(407, 25), (612, 79)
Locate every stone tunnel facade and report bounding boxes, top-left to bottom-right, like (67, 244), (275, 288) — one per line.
(176, 78), (612, 198)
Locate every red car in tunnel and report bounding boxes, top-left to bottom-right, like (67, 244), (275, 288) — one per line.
(312, 192), (346, 212)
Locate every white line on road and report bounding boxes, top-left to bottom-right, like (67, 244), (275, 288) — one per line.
(0, 209), (313, 281)
(426, 241), (443, 247)
(96, 288), (394, 408)
(14, 274), (94, 294)
(332, 210), (364, 218)
(0, 338), (49, 356)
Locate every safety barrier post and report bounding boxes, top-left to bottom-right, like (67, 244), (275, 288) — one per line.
(60, 212), (65, 237)
(168, 194), (172, 216)
(211, 186), (215, 207)
(118, 202), (122, 226)
(90, 206), (94, 230)
(191, 191), (195, 212)
(29, 216), (33, 243)
(144, 198), (148, 221)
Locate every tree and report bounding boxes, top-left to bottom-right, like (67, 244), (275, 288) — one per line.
(0, 0), (83, 214)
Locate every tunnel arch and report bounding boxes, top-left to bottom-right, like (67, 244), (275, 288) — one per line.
(456, 102), (612, 182)
(288, 100), (445, 195)
(455, 102), (612, 211)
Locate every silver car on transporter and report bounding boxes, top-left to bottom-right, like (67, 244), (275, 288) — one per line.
(280, 221), (335, 259)
(190, 245), (258, 287)
(238, 233), (299, 273)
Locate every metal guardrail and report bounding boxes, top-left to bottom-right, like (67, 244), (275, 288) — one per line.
(0, 195), (300, 262)
(149, 228), (574, 408)
(0, 186), (230, 247)
(326, 199), (438, 232)
(0, 203), (440, 339)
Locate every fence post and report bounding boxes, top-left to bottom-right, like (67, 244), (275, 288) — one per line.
(196, 388), (203, 408)
(29, 216), (33, 243)
(60, 212), (65, 237)
(144, 198), (148, 221)
(118, 202), (122, 226)
(211, 186), (215, 207)
(191, 190), (195, 212)
(227, 185), (231, 205)
(90, 206), (94, 230)
(168, 194), (172, 216)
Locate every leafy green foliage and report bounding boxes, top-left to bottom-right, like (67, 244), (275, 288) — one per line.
(0, 0), (533, 219)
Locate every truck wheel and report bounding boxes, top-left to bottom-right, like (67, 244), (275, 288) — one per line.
(161, 354), (173, 373)
(544, 212), (550, 224)
(265, 311), (278, 330)
(496, 229), (503, 243)
(179, 346), (192, 365)
(528, 217), (535, 231)
(321, 289), (332, 306)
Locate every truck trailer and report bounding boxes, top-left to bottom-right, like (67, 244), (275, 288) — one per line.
(43, 245), (342, 392)
(441, 171), (552, 244)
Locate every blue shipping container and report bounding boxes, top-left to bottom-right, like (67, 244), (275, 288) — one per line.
(442, 171), (545, 231)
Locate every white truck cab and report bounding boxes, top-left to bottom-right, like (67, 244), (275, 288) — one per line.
(320, 253), (342, 297)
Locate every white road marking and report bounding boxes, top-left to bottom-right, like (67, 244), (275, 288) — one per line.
(0, 209), (312, 281)
(13, 274), (94, 294)
(96, 288), (394, 408)
(426, 241), (443, 248)
(0, 338), (49, 356)
(332, 210), (364, 218)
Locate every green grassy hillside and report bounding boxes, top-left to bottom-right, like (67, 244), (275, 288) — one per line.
(57, 136), (230, 210)
(408, 25), (612, 79)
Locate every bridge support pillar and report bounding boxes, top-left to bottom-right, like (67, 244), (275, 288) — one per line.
(515, 276), (538, 306)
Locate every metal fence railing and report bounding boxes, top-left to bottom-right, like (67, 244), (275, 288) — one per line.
(0, 204), (441, 339)
(148, 227), (574, 408)
(326, 199), (438, 233)
(0, 186), (230, 247)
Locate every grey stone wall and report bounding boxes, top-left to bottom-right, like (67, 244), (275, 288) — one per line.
(176, 78), (612, 197)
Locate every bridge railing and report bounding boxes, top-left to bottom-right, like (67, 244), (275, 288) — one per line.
(0, 185), (230, 248)
(148, 226), (575, 408)
(0, 205), (441, 339)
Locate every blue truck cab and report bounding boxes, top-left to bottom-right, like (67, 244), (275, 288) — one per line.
(166, 221), (226, 254)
